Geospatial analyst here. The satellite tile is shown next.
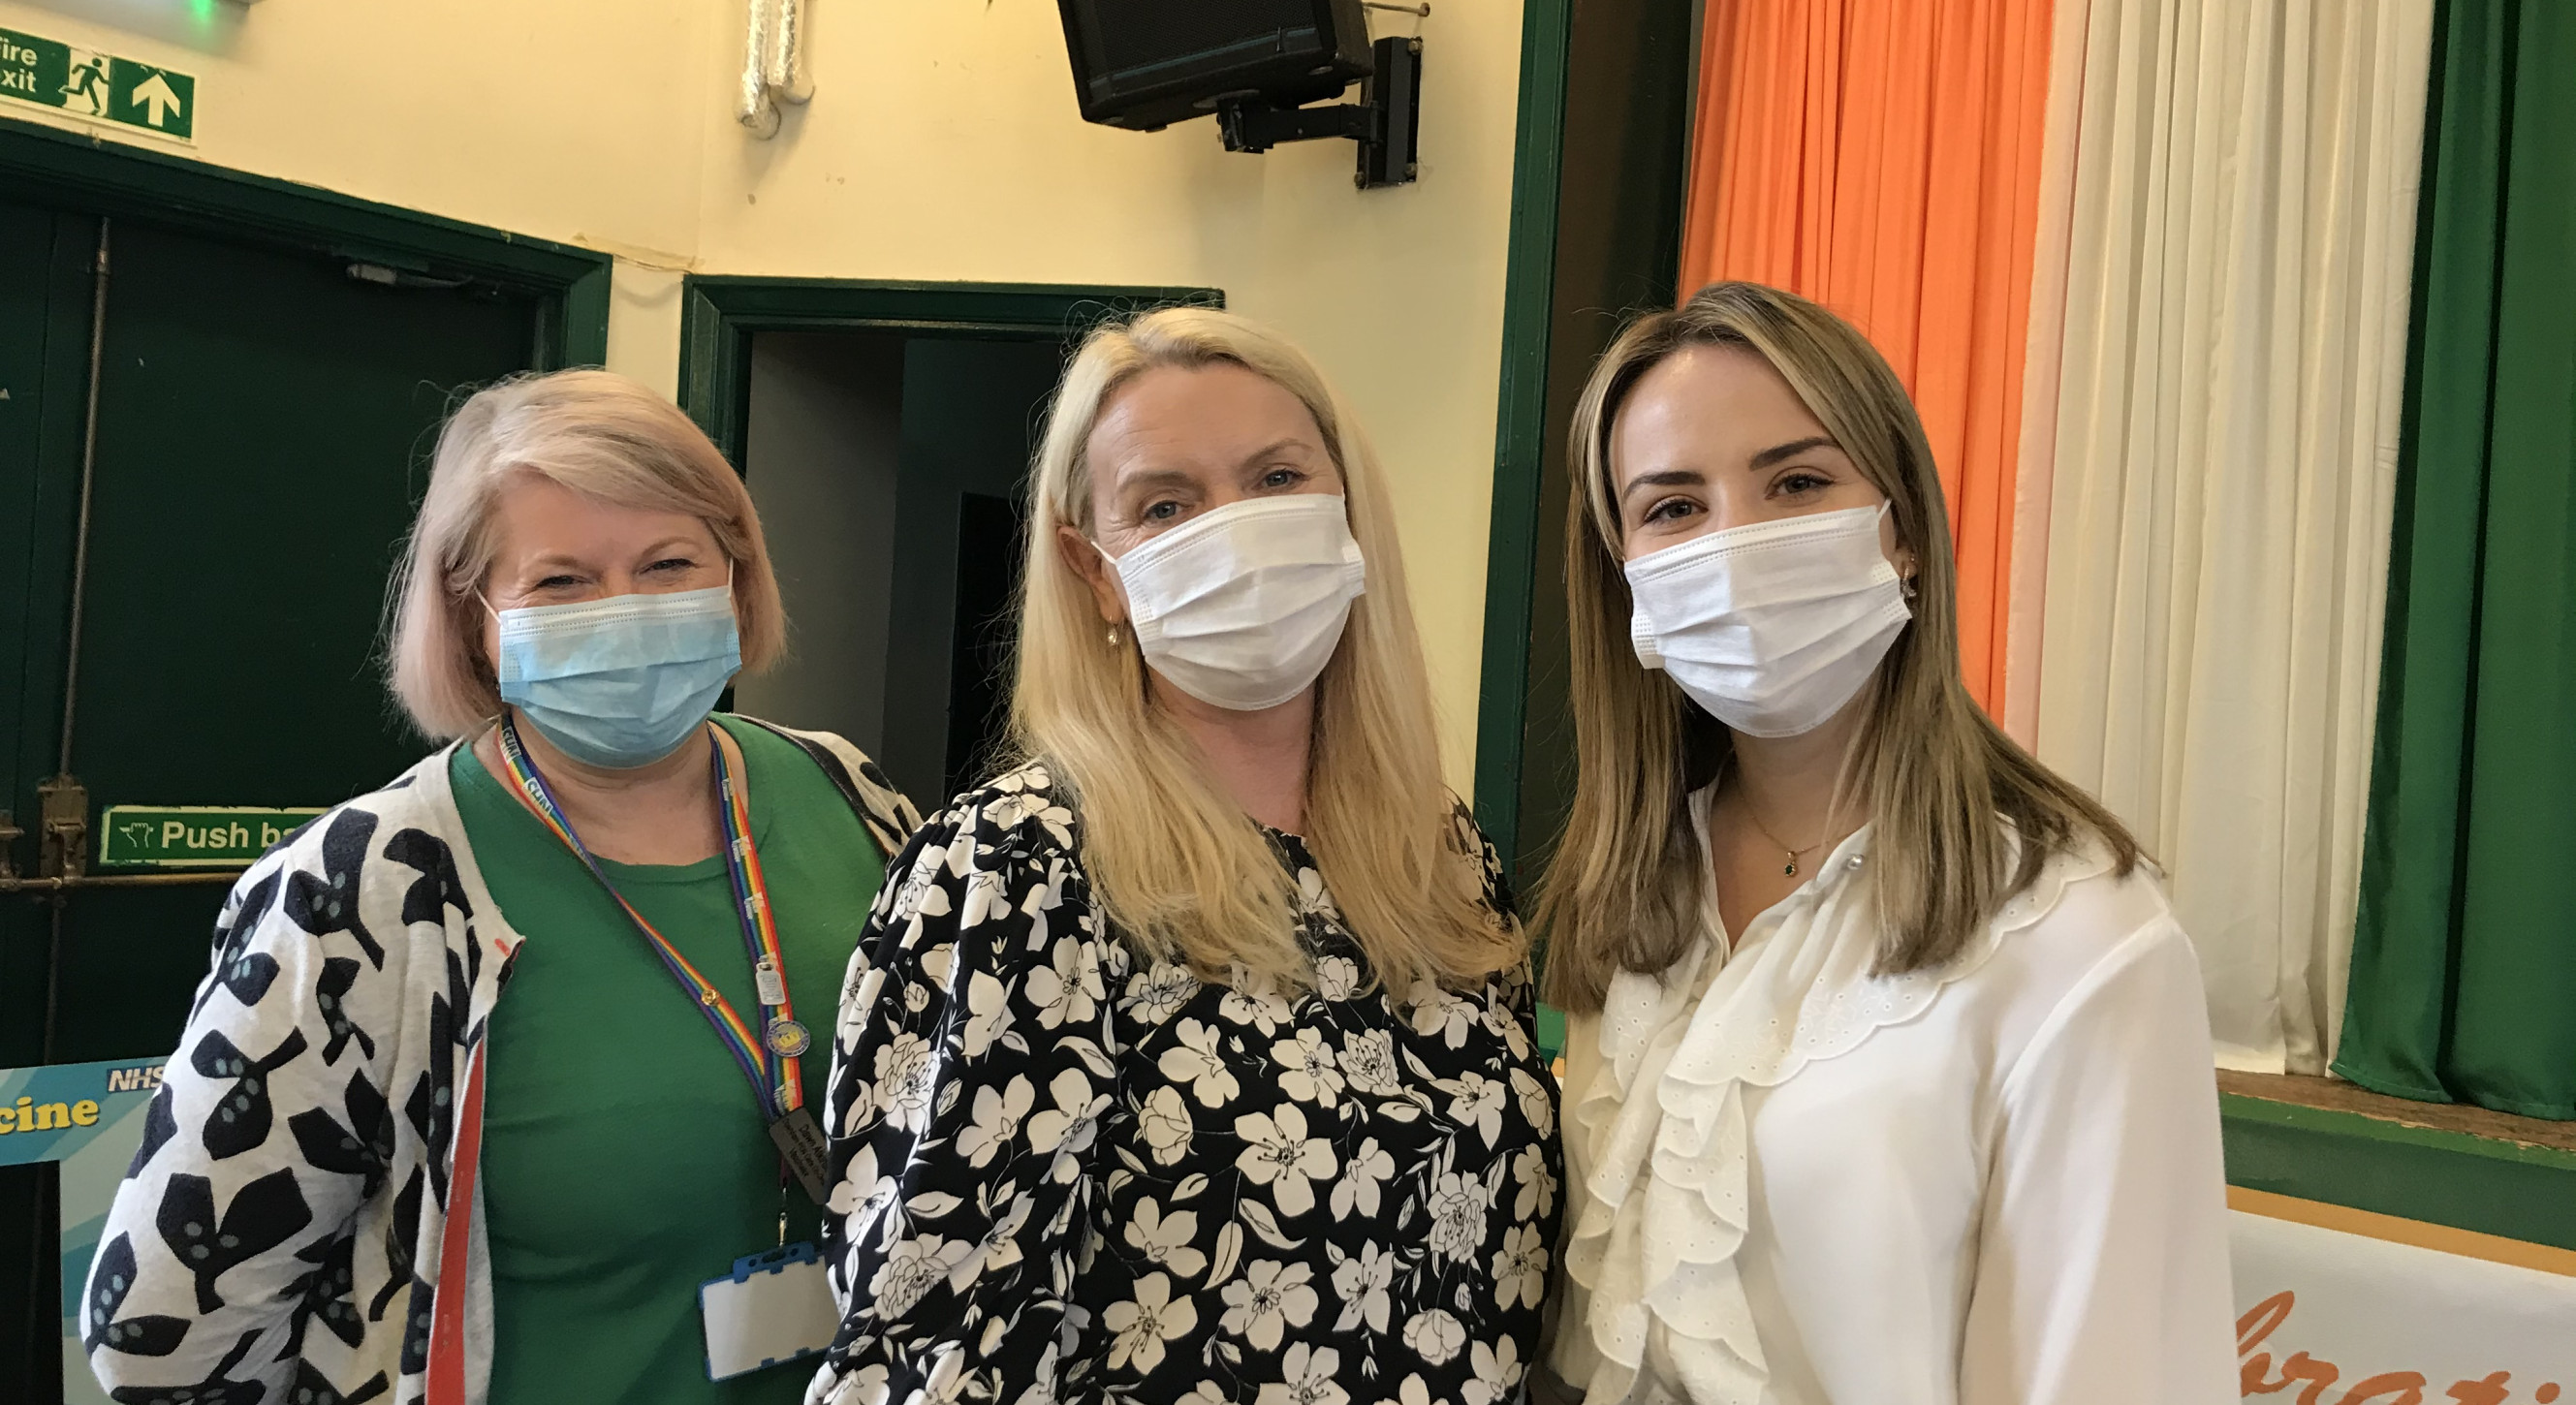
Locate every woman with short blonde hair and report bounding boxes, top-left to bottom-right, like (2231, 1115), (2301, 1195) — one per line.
(1537, 284), (2234, 1403)
(810, 308), (1561, 1405)
(87, 369), (918, 1405)
(390, 370), (790, 736)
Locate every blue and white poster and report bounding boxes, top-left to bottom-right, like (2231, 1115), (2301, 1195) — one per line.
(0, 1056), (168, 1405)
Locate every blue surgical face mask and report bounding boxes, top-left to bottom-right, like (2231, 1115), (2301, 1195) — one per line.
(489, 582), (742, 769)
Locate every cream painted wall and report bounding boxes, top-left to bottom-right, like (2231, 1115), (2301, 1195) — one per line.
(694, 3), (1523, 783)
(0, 0), (712, 259)
(0, 0), (1524, 787)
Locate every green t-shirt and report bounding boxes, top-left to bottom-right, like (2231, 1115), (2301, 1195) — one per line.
(453, 714), (887, 1405)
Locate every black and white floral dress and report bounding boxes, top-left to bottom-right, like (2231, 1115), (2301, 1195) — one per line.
(809, 764), (1561, 1405)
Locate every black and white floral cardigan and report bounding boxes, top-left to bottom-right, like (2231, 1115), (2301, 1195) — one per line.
(80, 720), (918, 1405)
(808, 763), (1563, 1405)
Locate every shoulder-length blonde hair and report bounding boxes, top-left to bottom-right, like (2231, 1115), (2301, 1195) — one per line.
(386, 368), (787, 740)
(1014, 307), (1515, 993)
(1540, 282), (2139, 1012)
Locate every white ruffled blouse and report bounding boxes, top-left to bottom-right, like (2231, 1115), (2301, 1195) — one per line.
(1544, 797), (2237, 1404)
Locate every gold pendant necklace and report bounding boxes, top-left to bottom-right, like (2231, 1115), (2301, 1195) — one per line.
(1730, 767), (1830, 878)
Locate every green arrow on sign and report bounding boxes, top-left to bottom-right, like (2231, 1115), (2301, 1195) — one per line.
(130, 71), (182, 129)
(0, 27), (195, 142)
(109, 59), (193, 140)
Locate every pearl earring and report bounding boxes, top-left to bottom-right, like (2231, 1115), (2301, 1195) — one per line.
(1107, 624), (1122, 647)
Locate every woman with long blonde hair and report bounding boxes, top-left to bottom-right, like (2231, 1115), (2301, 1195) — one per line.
(1535, 284), (2233, 1404)
(810, 308), (1560, 1405)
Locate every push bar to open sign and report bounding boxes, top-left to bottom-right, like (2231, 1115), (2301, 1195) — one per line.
(96, 805), (326, 869)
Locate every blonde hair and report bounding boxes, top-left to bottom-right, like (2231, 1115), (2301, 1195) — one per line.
(1013, 307), (1515, 993)
(387, 369), (786, 739)
(1539, 282), (2138, 1011)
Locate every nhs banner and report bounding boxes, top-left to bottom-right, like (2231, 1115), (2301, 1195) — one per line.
(0, 1057), (168, 1405)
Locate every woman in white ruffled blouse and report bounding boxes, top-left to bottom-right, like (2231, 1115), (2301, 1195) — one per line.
(1532, 282), (2236, 1405)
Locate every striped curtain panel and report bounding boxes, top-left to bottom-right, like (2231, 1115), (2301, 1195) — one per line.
(2032, 0), (2432, 1073)
(2336, 0), (2576, 1120)
(1678, 0), (2057, 715)
(1674, 0), (2439, 1074)
(1999, 0), (2094, 744)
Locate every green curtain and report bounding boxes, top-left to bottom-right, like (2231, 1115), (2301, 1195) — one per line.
(2335, 0), (2576, 1120)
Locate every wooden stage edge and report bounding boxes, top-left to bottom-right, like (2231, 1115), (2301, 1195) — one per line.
(2219, 1070), (2576, 1155)
(2229, 1185), (2576, 1277)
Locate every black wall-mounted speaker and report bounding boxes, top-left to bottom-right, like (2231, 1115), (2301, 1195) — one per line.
(1056, 0), (1375, 133)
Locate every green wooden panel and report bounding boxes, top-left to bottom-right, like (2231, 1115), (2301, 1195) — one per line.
(1472, 0), (1573, 873)
(550, 261), (613, 370)
(2221, 1094), (2576, 1251)
(1471, 0), (1696, 890)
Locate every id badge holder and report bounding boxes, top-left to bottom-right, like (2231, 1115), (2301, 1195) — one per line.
(700, 1241), (838, 1381)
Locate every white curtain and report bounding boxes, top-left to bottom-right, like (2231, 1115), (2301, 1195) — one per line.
(2001, 0), (2094, 748)
(2034, 0), (2432, 1073)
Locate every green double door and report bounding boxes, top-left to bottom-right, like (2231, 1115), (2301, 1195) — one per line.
(1, 199), (548, 1399)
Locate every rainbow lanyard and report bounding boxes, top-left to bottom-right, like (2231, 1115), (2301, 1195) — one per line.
(496, 716), (809, 1121)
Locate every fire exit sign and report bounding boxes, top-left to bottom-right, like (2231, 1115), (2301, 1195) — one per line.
(0, 28), (194, 141)
(97, 806), (325, 868)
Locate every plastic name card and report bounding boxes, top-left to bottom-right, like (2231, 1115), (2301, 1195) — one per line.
(700, 1241), (837, 1381)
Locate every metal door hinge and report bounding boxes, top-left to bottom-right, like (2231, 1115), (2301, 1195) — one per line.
(0, 810), (20, 880)
(38, 775), (88, 880)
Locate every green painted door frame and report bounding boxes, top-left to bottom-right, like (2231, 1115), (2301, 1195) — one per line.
(675, 276), (1224, 467)
(0, 114), (613, 365)
(1473, 0), (1700, 891)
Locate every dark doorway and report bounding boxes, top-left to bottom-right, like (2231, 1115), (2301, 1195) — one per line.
(732, 332), (1063, 811)
(945, 489), (1028, 798)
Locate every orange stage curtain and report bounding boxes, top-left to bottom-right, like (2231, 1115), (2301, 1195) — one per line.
(1681, 0), (2057, 713)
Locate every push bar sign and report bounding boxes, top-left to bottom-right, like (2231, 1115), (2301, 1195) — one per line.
(97, 805), (326, 868)
(0, 27), (194, 141)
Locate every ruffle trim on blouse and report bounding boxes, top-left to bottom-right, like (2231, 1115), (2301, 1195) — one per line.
(1563, 820), (2113, 1405)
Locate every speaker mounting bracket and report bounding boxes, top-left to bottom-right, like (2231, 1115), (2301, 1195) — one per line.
(1215, 37), (1422, 188)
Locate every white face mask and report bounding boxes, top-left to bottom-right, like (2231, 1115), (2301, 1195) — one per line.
(1099, 494), (1367, 711)
(1624, 503), (1911, 737)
